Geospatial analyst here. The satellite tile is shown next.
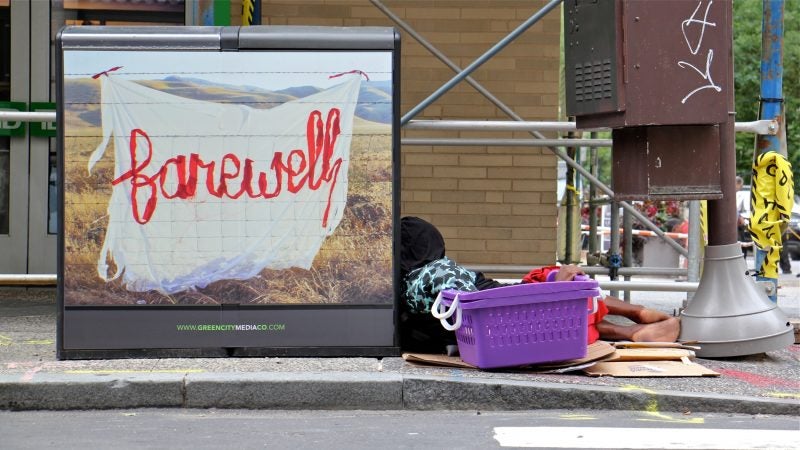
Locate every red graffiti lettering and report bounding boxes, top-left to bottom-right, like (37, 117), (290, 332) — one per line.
(111, 109), (344, 227)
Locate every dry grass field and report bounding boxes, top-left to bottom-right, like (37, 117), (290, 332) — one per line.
(63, 78), (394, 306)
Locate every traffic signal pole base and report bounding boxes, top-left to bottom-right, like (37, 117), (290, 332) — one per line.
(679, 243), (794, 357)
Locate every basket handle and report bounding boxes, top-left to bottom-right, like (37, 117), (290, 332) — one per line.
(431, 291), (462, 331)
(588, 295), (600, 315)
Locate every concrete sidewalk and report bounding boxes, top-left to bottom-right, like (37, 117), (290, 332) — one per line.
(1, 269), (798, 415)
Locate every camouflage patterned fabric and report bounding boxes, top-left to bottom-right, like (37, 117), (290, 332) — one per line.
(402, 256), (477, 314)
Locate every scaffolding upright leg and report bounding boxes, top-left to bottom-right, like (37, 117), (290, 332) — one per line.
(623, 207), (633, 302)
(609, 201), (621, 299)
(588, 136), (599, 260)
(685, 200), (702, 308)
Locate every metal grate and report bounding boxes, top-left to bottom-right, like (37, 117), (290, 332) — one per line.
(574, 59), (612, 103)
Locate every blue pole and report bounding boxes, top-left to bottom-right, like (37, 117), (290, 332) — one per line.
(756, 0), (784, 155)
(753, 0), (785, 301)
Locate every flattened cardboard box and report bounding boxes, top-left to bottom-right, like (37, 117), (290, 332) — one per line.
(403, 341), (719, 377)
(602, 347), (696, 362)
(583, 360), (719, 377)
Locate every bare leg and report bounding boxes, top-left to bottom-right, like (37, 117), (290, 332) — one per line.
(602, 295), (672, 324)
(596, 317), (681, 342)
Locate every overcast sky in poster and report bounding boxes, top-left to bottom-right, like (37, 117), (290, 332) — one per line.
(63, 50), (393, 90)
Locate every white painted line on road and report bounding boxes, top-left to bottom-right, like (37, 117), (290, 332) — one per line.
(64, 369), (205, 374)
(493, 426), (800, 449)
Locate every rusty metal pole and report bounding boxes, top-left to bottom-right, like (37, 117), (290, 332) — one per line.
(705, 21), (737, 247)
(678, 0), (793, 356)
(704, 122), (737, 244)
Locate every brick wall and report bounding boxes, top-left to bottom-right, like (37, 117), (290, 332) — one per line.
(238, 0), (562, 269)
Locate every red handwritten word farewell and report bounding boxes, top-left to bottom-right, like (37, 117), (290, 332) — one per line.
(111, 108), (344, 227)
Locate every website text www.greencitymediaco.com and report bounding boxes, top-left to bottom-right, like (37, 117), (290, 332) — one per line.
(176, 324), (286, 332)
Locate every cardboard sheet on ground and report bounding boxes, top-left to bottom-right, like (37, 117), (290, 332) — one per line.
(584, 342), (718, 377)
(403, 341), (719, 377)
(583, 360), (720, 377)
(602, 347), (696, 362)
(402, 340), (616, 372)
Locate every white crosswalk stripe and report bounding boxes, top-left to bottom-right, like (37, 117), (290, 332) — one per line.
(493, 426), (800, 449)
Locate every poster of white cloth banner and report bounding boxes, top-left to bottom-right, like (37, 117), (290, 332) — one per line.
(88, 74), (361, 294)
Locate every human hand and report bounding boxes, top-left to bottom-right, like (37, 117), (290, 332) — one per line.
(555, 264), (584, 282)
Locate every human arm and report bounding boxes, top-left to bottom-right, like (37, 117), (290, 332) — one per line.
(522, 264), (585, 283)
(552, 264), (585, 282)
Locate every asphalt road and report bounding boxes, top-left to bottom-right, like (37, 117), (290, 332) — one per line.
(1, 409), (798, 449)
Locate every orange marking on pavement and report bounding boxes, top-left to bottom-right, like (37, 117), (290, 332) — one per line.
(718, 368), (800, 389)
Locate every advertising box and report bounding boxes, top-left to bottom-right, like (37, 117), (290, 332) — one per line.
(56, 26), (400, 358)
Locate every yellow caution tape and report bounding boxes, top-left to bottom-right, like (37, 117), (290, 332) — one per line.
(700, 200), (708, 244)
(749, 151), (795, 278)
(243, 0), (256, 26)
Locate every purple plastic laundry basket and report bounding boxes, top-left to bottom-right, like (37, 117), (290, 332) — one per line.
(438, 280), (599, 369)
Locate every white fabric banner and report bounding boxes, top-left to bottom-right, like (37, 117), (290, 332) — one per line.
(88, 75), (361, 294)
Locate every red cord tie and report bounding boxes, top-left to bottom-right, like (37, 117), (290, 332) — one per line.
(92, 66), (123, 79)
(328, 70), (369, 81)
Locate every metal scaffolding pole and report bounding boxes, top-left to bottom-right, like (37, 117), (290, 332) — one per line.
(608, 201), (621, 298)
(405, 119), (778, 135)
(0, 111), (57, 122)
(369, 0), (529, 124)
(468, 265), (687, 277)
(2, 3), (782, 290)
(1, 112), (779, 134)
(685, 200), (703, 306)
(406, 134), (685, 256)
(0, 275), (57, 286)
(398, 0), (563, 125)
(622, 207), (633, 302)
(588, 133), (600, 258)
(371, 0), (678, 253)
(377, 1), (781, 259)
(599, 281), (698, 293)
(401, 138), (612, 148)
